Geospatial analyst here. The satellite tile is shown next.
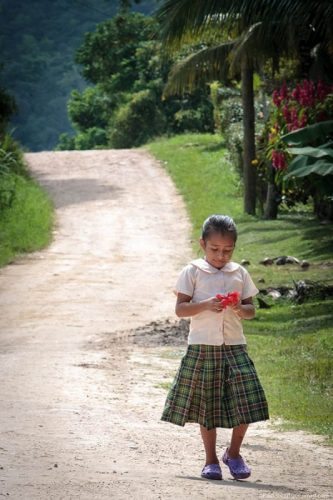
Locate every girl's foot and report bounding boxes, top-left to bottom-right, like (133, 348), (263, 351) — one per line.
(201, 463), (223, 480)
(222, 448), (251, 480)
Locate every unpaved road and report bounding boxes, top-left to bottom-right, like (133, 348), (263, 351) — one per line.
(0, 150), (332, 499)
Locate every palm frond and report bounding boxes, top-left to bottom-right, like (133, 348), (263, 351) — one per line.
(229, 23), (263, 73)
(229, 21), (299, 74)
(156, 1), (243, 47)
(163, 41), (235, 96)
(156, 0), (333, 50)
(239, 0), (333, 46)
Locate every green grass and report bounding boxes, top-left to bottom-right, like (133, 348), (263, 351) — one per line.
(246, 302), (333, 439)
(148, 133), (333, 442)
(0, 175), (54, 266)
(149, 133), (244, 235)
(148, 133), (333, 286)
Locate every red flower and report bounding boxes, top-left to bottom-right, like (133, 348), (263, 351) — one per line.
(216, 291), (240, 309)
(272, 150), (287, 170)
(292, 84), (301, 101)
(282, 105), (291, 123)
(279, 81), (288, 100)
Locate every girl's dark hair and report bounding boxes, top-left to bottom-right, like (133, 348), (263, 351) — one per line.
(201, 214), (238, 243)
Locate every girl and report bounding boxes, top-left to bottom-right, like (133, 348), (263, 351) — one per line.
(161, 214), (269, 481)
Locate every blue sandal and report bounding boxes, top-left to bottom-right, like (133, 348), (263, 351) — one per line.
(222, 449), (251, 479)
(201, 463), (223, 480)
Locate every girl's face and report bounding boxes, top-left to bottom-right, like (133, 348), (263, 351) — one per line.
(200, 232), (235, 269)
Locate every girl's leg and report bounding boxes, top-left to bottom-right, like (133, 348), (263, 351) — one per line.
(228, 423), (249, 458)
(200, 425), (219, 465)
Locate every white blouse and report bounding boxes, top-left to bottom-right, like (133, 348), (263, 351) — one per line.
(175, 258), (259, 345)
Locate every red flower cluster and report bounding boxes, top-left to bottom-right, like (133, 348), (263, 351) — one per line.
(272, 81), (289, 107)
(272, 150), (287, 170)
(266, 79), (333, 172)
(272, 79), (333, 132)
(291, 80), (332, 107)
(216, 291), (240, 309)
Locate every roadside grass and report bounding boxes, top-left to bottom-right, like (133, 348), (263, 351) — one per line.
(0, 175), (54, 267)
(247, 302), (333, 440)
(148, 133), (333, 442)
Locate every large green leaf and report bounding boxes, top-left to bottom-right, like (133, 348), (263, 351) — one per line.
(288, 145), (333, 160)
(281, 121), (333, 146)
(285, 155), (333, 178)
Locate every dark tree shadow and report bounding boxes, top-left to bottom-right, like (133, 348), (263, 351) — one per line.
(33, 176), (123, 209)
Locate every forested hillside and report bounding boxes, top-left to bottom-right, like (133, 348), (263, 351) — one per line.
(0, 0), (156, 151)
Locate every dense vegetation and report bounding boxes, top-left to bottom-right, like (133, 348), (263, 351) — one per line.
(148, 133), (333, 441)
(156, 0), (333, 218)
(0, 0), (156, 151)
(0, 84), (53, 265)
(57, 12), (214, 151)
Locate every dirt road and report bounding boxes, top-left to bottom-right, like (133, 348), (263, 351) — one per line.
(0, 150), (332, 499)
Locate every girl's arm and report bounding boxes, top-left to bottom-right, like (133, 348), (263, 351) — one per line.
(175, 292), (222, 318)
(231, 297), (256, 319)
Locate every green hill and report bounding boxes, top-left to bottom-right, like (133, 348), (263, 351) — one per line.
(0, 0), (156, 151)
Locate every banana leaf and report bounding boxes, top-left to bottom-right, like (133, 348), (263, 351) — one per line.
(281, 120), (333, 146)
(284, 155), (333, 179)
(288, 145), (333, 159)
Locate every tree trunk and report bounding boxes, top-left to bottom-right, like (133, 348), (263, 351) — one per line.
(264, 183), (279, 219)
(264, 166), (279, 219)
(313, 195), (333, 221)
(241, 55), (256, 215)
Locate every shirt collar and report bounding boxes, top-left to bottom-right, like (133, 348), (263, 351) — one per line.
(191, 258), (240, 274)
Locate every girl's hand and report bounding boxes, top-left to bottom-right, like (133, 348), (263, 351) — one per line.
(203, 296), (223, 313)
(230, 300), (243, 318)
(231, 297), (256, 319)
(175, 293), (223, 317)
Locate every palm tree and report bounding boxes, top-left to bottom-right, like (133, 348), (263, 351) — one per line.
(156, 0), (333, 216)
(157, 2), (260, 214)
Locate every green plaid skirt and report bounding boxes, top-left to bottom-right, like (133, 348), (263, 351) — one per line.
(161, 344), (269, 430)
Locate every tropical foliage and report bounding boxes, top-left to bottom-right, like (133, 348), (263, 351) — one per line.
(267, 81), (333, 171)
(255, 81), (333, 218)
(156, 0), (333, 217)
(284, 122), (333, 180)
(58, 12), (214, 150)
(0, 85), (28, 211)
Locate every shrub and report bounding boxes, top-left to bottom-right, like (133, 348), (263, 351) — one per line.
(225, 122), (244, 177)
(0, 135), (28, 211)
(74, 127), (108, 150)
(0, 133), (27, 177)
(56, 132), (75, 151)
(219, 99), (243, 134)
(0, 164), (17, 212)
(166, 91), (215, 135)
(109, 90), (166, 148)
(256, 79), (333, 217)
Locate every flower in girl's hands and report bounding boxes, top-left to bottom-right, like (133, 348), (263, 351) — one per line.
(216, 291), (240, 309)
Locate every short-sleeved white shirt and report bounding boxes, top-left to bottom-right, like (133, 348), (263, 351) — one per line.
(175, 258), (259, 346)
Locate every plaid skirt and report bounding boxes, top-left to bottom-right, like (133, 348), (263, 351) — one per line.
(161, 344), (269, 430)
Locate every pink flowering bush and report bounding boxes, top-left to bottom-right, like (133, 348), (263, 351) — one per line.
(254, 80), (333, 214)
(267, 80), (333, 172)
